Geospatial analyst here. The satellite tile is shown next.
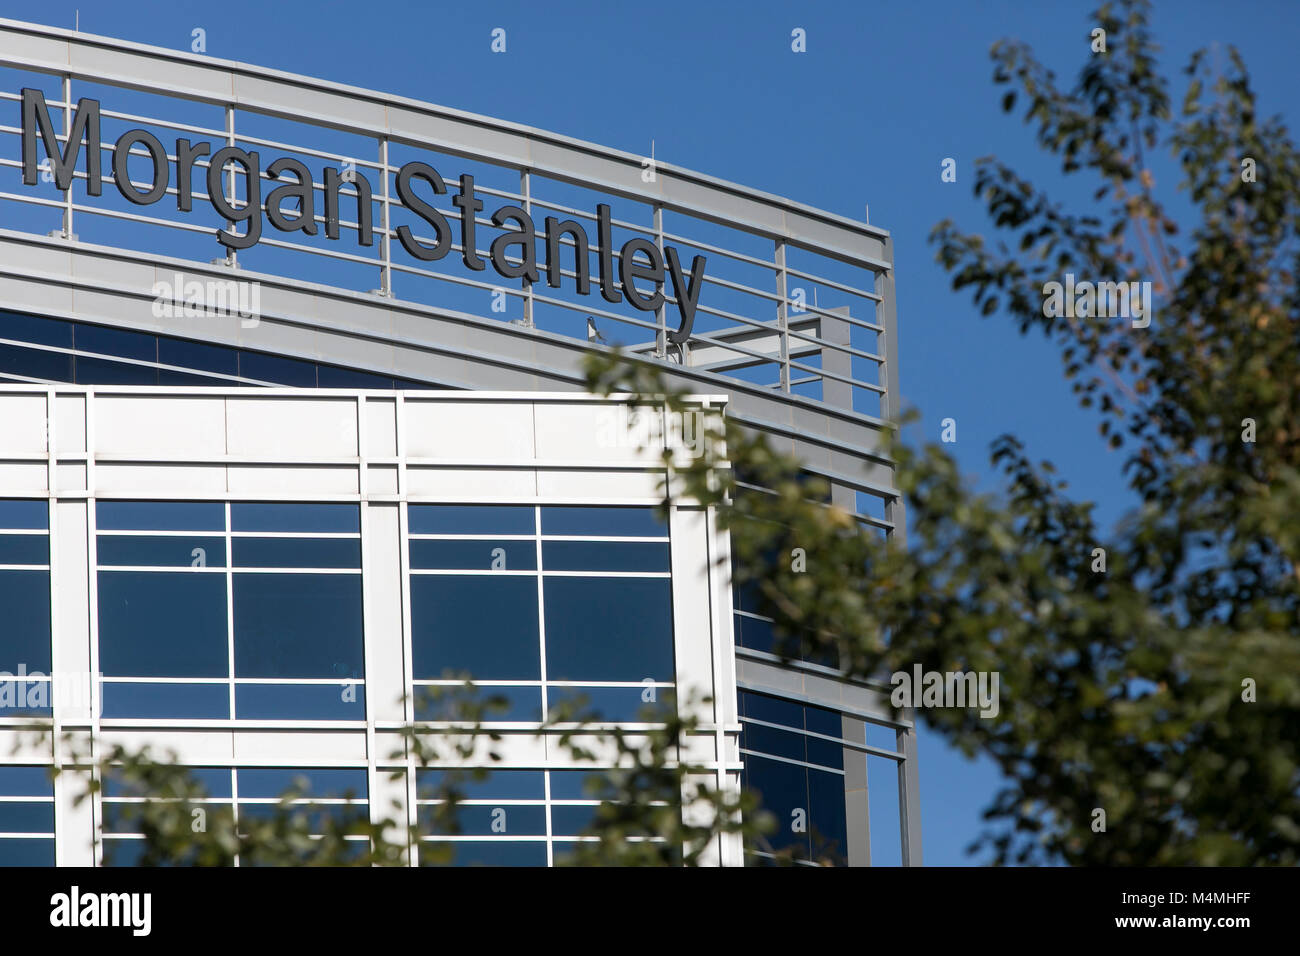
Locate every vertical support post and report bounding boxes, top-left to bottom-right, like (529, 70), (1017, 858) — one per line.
(774, 240), (790, 392)
(842, 716), (871, 866)
(876, 233), (921, 865)
(61, 75), (74, 238)
(520, 169), (534, 327)
(223, 104), (237, 268)
(654, 203), (666, 357)
(379, 137), (392, 296)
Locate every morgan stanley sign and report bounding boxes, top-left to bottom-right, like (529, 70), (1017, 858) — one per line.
(20, 90), (709, 343)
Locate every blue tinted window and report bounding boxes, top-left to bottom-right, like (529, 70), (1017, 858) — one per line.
(232, 537), (360, 568)
(104, 767), (232, 799)
(0, 571), (52, 671)
(97, 535), (225, 568)
(97, 501), (224, 532)
(233, 573), (364, 679)
(808, 767), (848, 863)
(0, 343), (73, 381)
(410, 539), (535, 570)
(541, 506), (665, 537)
(421, 841), (547, 867)
(158, 337), (238, 376)
(417, 770), (545, 801)
(238, 351), (317, 386)
(550, 803), (604, 836)
(97, 571), (228, 677)
(0, 838), (55, 866)
(548, 770), (609, 801)
(0, 767), (52, 796)
(231, 503), (359, 534)
(75, 357), (158, 385)
(0, 803), (54, 832)
(411, 576), (540, 680)
(547, 685), (675, 723)
(157, 369), (232, 386)
(743, 754), (808, 856)
(0, 500), (47, 530)
(423, 804), (547, 836)
(734, 615), (775, 653)
(237, 768), (367, 799)
(0, 536), (48, 565)
(543, 577), (674, 681)
(75, 324), (157, 362)
(101, 681), (230, 720)
(235, 682), (365, 720)
(409, 505), (534, 536)
(0, 312), (73, 348)
(318, 365), (396, 389)
(742, 722), (806, 763)
(542, 540), (669, 572)
(414, 685), (542, 722)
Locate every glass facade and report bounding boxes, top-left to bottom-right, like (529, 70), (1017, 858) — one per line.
(0, 307), (911, 867)
(0, 310), (444, 390)
(739, 691), (848, 865)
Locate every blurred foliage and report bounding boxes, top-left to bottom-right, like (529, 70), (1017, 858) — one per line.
(587, 0), (1300, 865)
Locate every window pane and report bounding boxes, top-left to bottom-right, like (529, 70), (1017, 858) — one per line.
(101, 681), (230, 720)
(414, 685), (542, 722)
(0, 311), (73, 348)
(547, 685), (675, 722)
(104, 767), (233, 799)
(543, 577), (674, 681)
(541, 506), (664, 537)
(550, 803), (605, 836)
(0, 535), (48, 565)
(0, 838), (55, 866)
(411, 576), (540, 680)
(231, 503), (359, 534)
(75, 324), (157, 362)
(542, 540), (669, 572)
(0, 767), (52, 797)
(743, 754), (808, 857)
(75, 357), (158, 385)
(97, 535), (225, 568)
(423, 804), (547, 836)
(238, 351), (317, 387)
(0, 343), (73, 382)
(233, 573), (364, 679)
(0, 500), (47, 530)
(97, 501), (224, 532)
(416, 770), (545, 801)
(547, 770), (609, 801)
(236, 768), (367, 799)
(410, 539), (535, 571)
(734, 615), (775, 653)
(0, 571), (51, 671)
(232, 537), (360, 568)
(158, 337), (239, 376)
(97, 571), (228, 677)
(421, 841), (546, 867)
(808, 767), (848, 864)
(0, 803), (55, 832)
(409, 505), (534, 536)
(235, 682), (366, 720)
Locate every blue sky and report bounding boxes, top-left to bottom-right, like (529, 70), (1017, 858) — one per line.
(10, 0), (1298, 864)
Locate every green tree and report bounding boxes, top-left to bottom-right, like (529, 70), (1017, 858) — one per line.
(587, 0), (1300, 865)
